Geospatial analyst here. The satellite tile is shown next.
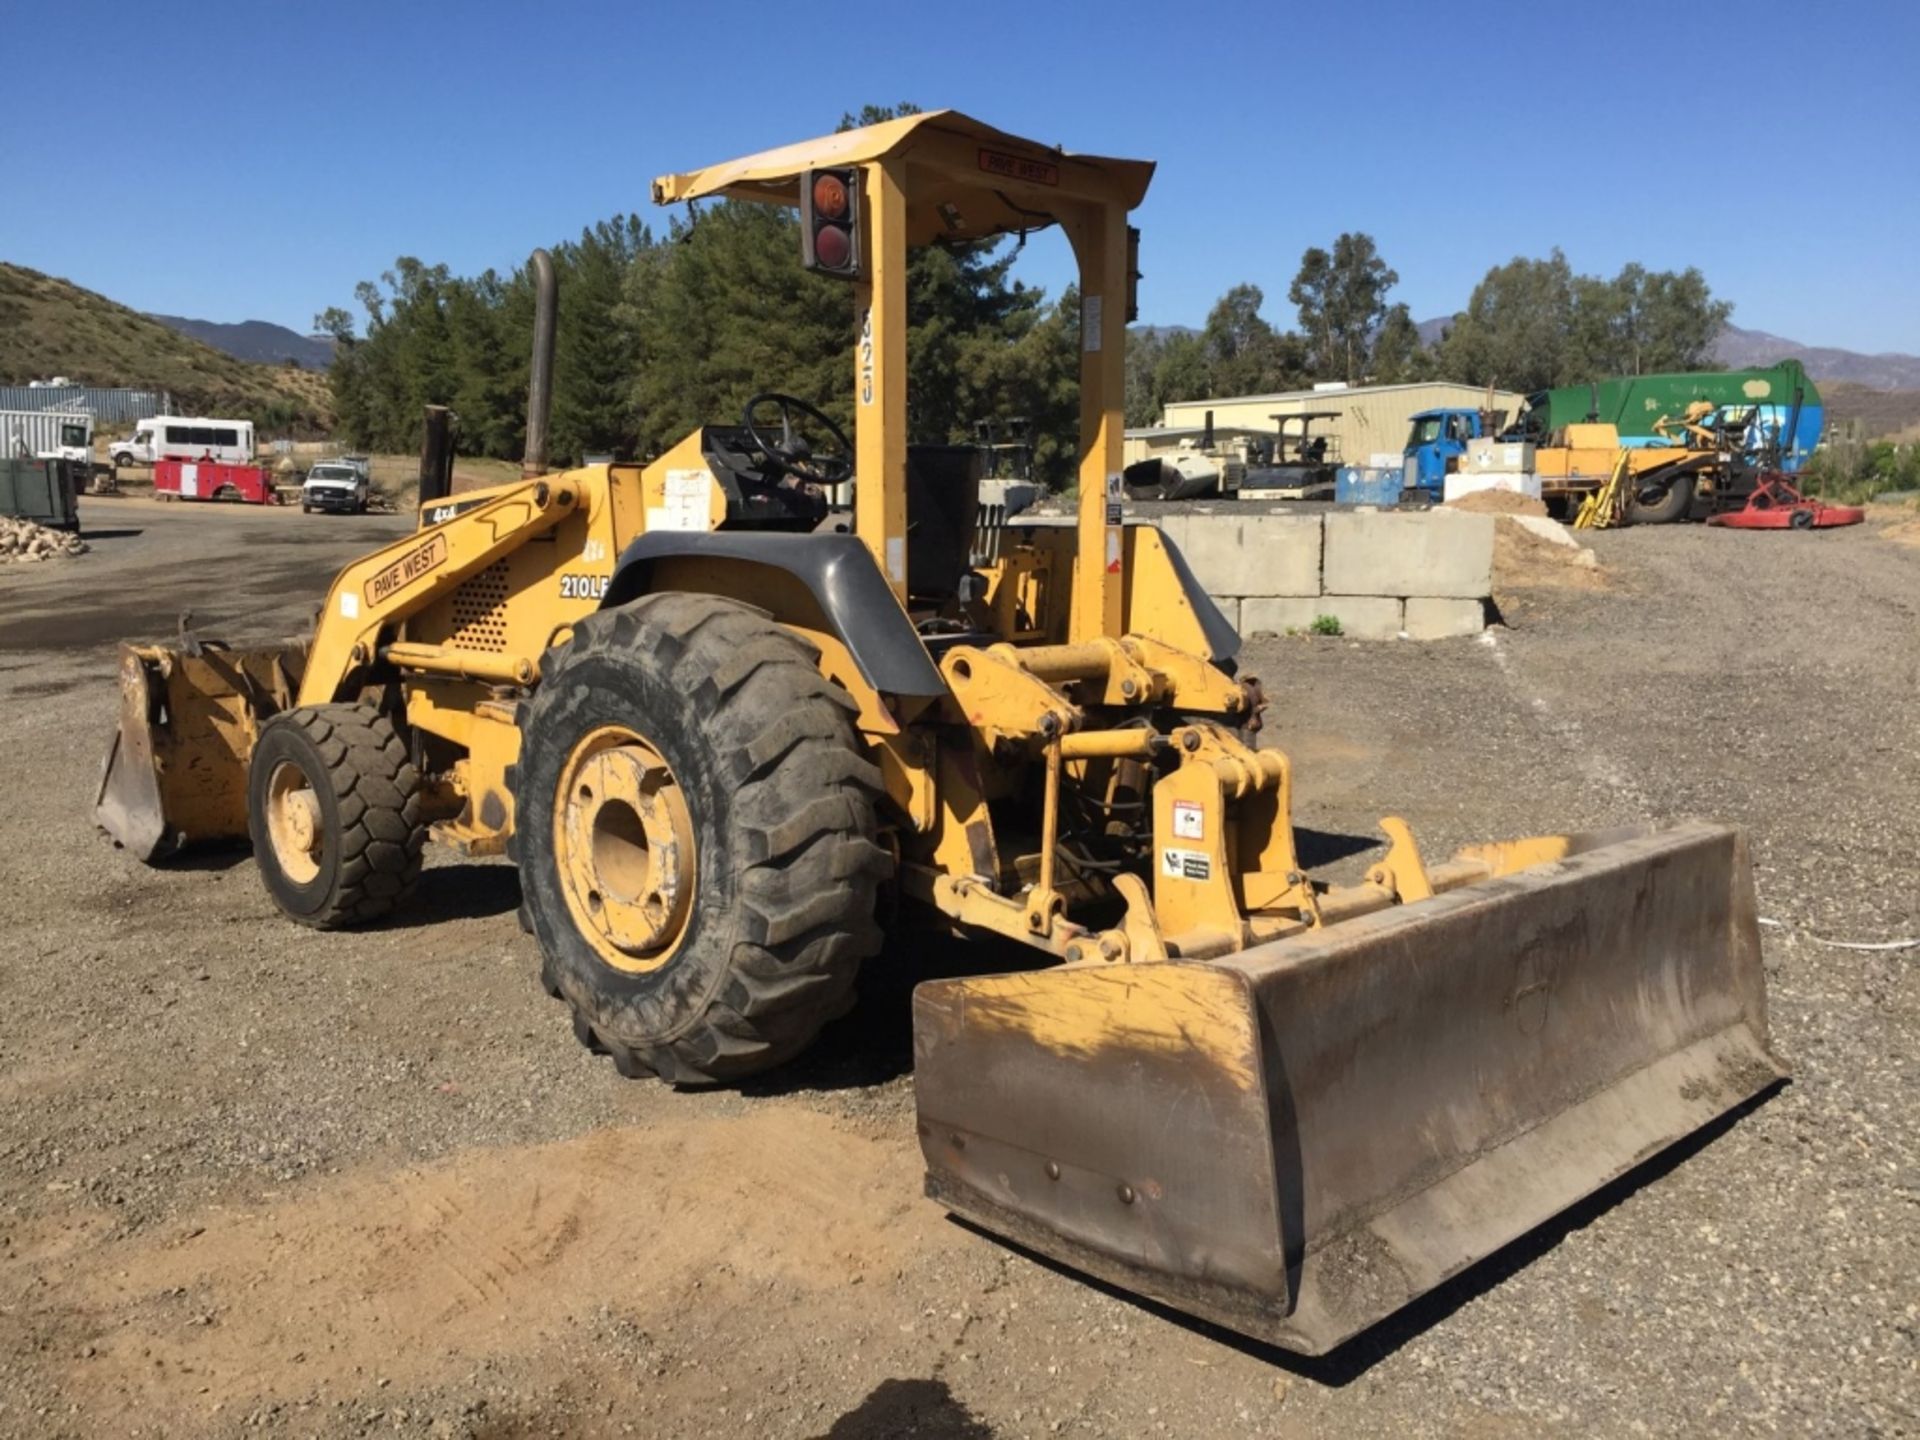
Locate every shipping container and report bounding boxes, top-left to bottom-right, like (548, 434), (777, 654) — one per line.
(2, 409), (93, 463)
(0, 386), (171, 424)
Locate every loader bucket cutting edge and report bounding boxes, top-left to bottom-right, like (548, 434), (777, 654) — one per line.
(912, 821), (1784, 1355)
(94, 641), (307, 862)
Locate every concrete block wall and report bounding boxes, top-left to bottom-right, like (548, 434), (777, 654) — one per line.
(1322, 510), (1494, 600)
(1144, 506), (1493, 640)
(1153, 511), (1323, 605)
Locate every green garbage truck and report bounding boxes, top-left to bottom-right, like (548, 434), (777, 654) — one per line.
(1517, 361), (1821, 471)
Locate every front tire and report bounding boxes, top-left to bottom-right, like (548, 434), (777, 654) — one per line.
(1627, 473), (1695, 525)
(247, 705), (425, 928)
(511, 594), (889, 1084)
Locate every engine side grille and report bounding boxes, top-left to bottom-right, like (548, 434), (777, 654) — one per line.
(449, 561), (511, 653)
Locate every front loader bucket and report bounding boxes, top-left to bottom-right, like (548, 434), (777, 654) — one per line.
(914, 822), (1783, 1355)
(95, 640), (307, 861)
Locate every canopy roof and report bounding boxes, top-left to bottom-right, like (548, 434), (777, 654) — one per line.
(651, 110), (1155, 247)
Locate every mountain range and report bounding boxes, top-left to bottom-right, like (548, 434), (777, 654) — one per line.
(149, 315), (335, 371)
(1708, 326), (1920, 390)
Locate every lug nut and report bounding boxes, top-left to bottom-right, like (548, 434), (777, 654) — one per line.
(1181, 731), (1201, 753)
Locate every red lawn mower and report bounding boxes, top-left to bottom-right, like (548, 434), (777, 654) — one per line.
(1707, 473), (1864, 531)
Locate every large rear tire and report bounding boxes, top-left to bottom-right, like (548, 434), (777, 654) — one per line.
(247, 705), (426, 928)
(1627, 473), (1695, 525)
(511, 594), (889, 1084)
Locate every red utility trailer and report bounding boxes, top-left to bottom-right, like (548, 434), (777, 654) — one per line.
(153, 459), (280, 505)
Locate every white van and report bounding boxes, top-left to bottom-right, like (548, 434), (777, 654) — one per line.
(112, 416), (256, 467)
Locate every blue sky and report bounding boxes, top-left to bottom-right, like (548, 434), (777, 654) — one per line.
(4, 0), (1916, 354)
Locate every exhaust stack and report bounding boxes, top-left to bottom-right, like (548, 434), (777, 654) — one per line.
(522, 248), (557, 478)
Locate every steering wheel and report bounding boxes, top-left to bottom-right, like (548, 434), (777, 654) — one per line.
(743, 392), (853, 488)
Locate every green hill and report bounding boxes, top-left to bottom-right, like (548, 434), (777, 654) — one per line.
(0, 262), (333, 433)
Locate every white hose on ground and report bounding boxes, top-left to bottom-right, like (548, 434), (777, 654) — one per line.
(1757, 916), (1917, 951)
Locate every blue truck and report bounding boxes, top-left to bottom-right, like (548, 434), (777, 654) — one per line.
(1400, 408), (1496, 499)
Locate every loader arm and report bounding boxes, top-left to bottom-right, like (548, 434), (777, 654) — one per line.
(297, 477), (580, 706)
(94, 476), (583, 861)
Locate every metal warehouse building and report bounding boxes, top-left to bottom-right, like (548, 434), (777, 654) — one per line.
(1155, 381), (1524, 467)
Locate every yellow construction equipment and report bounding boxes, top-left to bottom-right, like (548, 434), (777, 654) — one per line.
(94, 112), (1782, 1355)
(1537, 420), (1721, 525)
(1573, 448), (1634, 530)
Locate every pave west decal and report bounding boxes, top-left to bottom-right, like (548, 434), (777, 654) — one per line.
(978, 148), (1060, 187)
(364, 532), (449, 608)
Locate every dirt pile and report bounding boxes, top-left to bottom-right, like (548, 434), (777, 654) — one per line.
(1446, 488), (1550, 518)
(1491, 513), (1604, 593)
(0, 516), (87, 562)
(1867, 500), (1920, 549)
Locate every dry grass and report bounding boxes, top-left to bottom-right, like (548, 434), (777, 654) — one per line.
(362, 453), (522, 508)
(1822, 381), (1920, 441)
(0, 263), (331, 433)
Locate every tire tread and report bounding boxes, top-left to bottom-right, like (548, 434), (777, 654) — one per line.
(255, 704), (425, 929)
(513, 594), (887, 1084)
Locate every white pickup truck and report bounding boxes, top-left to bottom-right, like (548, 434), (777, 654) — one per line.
(301, 457), (372, 514)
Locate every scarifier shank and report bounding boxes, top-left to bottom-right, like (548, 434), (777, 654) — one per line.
(914, 822), (1783, 1355)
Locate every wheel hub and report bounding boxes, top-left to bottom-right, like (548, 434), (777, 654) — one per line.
(555, 729), (696, 971)
(264, 761), (323, 884)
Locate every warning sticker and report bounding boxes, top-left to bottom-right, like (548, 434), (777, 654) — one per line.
(1172, 800), (1204, 840)
(1104, 471), (1124, 526)
(1160, 847), (1212, 882)
(647, 469), (712, 533)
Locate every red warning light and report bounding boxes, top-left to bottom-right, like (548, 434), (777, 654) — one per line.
(811, 172), (849, 220)
(814, 223), (852, 270)
(800, 168), (862, 280)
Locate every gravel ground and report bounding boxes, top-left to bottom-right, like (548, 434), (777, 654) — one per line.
(0, 497), (1914, 1438)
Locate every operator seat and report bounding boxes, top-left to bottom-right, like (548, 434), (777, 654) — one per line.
(905, 443), (984, 601)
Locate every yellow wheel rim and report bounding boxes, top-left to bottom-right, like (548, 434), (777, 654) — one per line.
(552, 725), (697, 974)
(264, 760), (324, 884)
